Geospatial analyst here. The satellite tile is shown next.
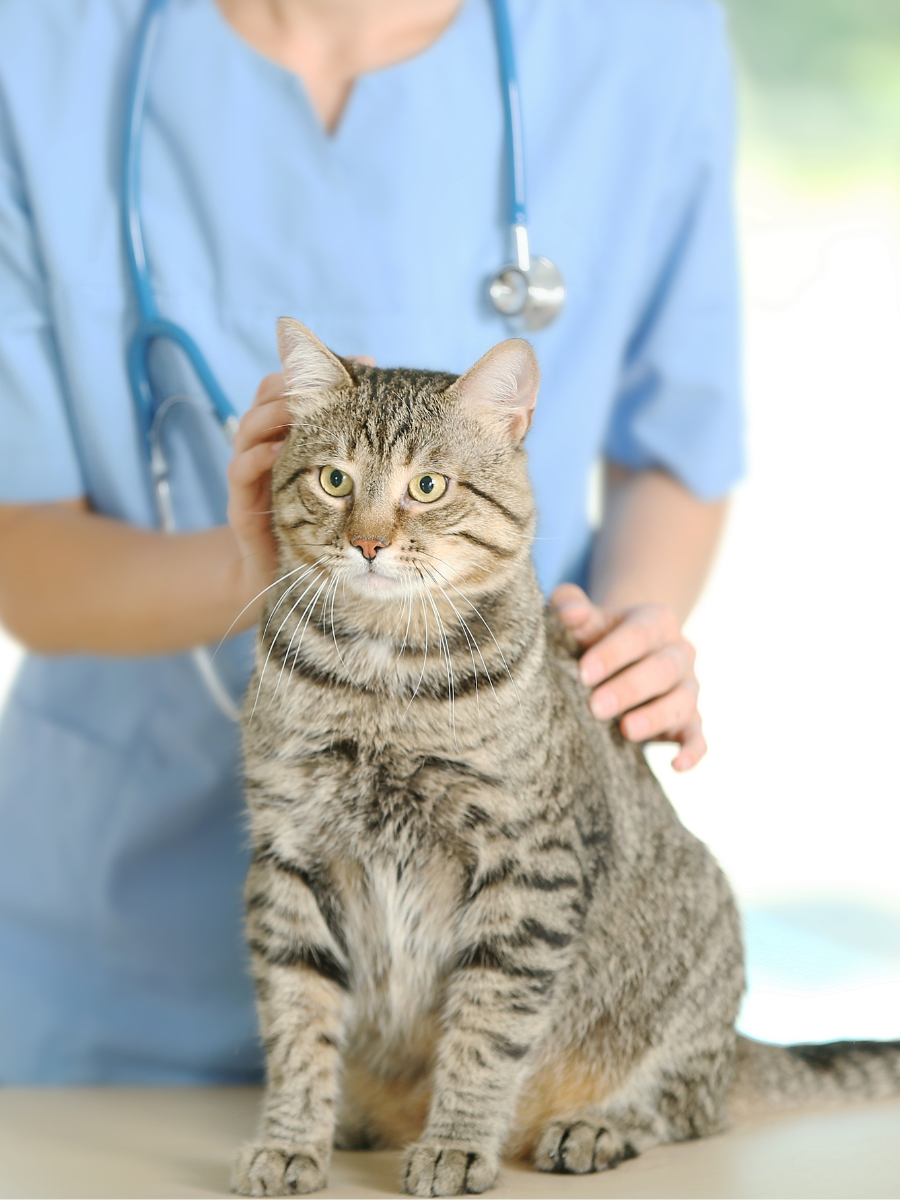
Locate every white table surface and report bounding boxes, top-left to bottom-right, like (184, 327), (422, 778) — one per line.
(1, 1088), (899, 1199)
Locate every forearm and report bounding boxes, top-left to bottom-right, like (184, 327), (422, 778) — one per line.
(0, 499), (256, 655)
(589, 462), (727, 625)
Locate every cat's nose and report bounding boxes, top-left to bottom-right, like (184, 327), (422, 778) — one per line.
(352, 537), (386, 561)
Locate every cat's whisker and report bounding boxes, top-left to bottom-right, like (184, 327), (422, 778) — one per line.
(420, 567), (456, 744)
(442, 597), (492, 707)
(396, 586), (415, 673)
(321, 575), (332, 639)
(247, 559), (328, 710)
(404, 580), (430, 714)
(415, 553), (521, 708)
(253, 571), (327, 718)
(260, 557), (329, 644)
(265, 570), (332, 702)
(386, 572), (415, 644)
(421, 566), (492, 715)
(327, 573), (357, 689)
(270, 574), (332, 715)
(387, 581), (415, 677)
(413, 548), (463, 588)
(286, 420), (339, 436)
(248, 564), (330, 719)
(417, 554), (496, 704)
(283, 575), (332, 692)
(213, 558), (323, 659)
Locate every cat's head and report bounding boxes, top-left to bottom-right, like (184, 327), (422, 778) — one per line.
(269, 319), (539, 603)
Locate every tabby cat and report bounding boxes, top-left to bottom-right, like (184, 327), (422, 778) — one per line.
(233, 320), (900, 1197)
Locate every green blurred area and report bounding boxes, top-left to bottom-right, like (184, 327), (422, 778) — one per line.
(720, 0), (900, 183)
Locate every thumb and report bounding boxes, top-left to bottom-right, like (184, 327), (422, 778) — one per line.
(549, 584), (617, 647)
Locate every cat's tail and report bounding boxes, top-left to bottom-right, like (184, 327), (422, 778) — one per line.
(730, 1034), (900, 1116)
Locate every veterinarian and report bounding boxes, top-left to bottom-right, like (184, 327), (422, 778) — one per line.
(0, 0), (742, 1082)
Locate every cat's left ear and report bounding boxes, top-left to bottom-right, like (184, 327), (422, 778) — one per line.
(446, 339), (539, 444)
(276, 318), (354, 398)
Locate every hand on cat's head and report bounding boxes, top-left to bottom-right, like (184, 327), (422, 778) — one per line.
(225, 344), (376, 629)
(253, 320), (540, 607)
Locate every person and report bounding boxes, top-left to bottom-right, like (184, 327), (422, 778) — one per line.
(0, 0), (741, 1083)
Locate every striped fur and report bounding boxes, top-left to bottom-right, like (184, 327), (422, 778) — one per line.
(232, 325), (900, 1197)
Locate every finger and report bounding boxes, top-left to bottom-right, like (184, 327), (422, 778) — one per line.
(227, 440), (284, 501)
(549, 584), (619, 647)
(251, 372), (286, 407)
(233, 399), (294, 454)
(347, 354), (375, 366)
(618, 683), (700, 743)
(672, 723), (707, 772)
(588, 646), (694, 720)
(549, 583), (589, 610)
(579, 606), (684, 688)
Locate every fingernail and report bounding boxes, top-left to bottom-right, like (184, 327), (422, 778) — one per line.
(624, 714), (649, 740)
(590, 689), (617, 720)
(579, 659), (603, 688)
(553, 601), (582, 618)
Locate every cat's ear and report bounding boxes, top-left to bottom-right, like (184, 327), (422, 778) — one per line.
(447, 339), (539, 444)
(276, 318), (354, 397)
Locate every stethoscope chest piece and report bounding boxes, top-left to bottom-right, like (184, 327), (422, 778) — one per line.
(489, 255), (566, 332)
(488, 0), (565, 333)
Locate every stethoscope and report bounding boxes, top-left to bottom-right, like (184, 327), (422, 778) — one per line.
(123, 0), (565, 720)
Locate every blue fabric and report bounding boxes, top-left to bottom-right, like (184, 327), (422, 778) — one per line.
(0, 0), (743, 1081)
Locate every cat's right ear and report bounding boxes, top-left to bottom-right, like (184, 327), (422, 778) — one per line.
(447, 339), (539, 444)
(276, 318), (354, 399)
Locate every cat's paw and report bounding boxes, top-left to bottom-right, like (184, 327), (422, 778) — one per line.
(534, 1115), (637, 1174)
(231, 1142), (328, 1195)
(401, 1142), (499, 1196)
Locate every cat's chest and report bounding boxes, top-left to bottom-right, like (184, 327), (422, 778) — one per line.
(285, 738), (487, 857)
(342, 853), (462, 1036)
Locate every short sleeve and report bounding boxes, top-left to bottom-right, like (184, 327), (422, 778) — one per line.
(0, 90), (85, 504)
(604, 4), (744, 501)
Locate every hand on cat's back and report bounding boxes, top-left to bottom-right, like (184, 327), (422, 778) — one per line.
(550, 583), (705, 771)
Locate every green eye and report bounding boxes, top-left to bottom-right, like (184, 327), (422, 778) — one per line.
(320, 466), (353, 497)
(409, 473), (447, 503)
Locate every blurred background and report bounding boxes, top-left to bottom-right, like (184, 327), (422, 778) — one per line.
(0, 0), (898, 1046)
(649, 0), (900, 1044)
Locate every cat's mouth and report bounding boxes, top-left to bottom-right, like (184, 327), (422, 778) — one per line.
(344, 557), (404, 597)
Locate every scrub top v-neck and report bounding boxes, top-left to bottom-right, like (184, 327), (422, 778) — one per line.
(0, 0), (743, 1081)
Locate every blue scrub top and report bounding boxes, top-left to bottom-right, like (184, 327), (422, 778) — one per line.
(0, 0), (743, 1082)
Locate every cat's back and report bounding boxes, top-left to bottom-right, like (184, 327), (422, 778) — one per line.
(542, 604), (740, 986)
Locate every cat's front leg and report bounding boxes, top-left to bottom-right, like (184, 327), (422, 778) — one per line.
(232, 959), (347, 1196)
(403, 856), (582, 1197)
(232, 853), (349, 1196)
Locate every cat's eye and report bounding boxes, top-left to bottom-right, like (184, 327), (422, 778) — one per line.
(319, 466), (353, 497)
(408, 473), (447, 503)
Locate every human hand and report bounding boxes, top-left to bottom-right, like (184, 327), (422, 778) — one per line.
(226, 359), (375, 623)
(226, 371), (292, 618)
(549, 583), (706, 772)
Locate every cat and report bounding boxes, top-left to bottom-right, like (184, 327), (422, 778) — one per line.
(232, 319), (900, 1198)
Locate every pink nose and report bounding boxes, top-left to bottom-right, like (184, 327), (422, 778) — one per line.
(352, 538), (385, 561)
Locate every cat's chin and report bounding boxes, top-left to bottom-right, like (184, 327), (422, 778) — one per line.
(345, 570), (404, 600)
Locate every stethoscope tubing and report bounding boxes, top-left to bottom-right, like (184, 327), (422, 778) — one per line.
(120, 0), (561, 720)
(122, 0), (165, 325)
(488, 0), (527, 233)
(123, 0), (238, 456)
(127, 318), (239, 450)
